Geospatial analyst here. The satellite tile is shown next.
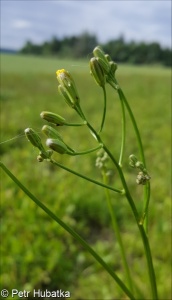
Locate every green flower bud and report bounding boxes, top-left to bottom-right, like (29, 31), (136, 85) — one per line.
(40, 111), (66, 126)
(25, 128), (44, 152)
(37, 150), (53, 162)
(104, 54), (112, 62)
(129, 154), (138, 168)
(42, 125), (63, 141)
(93, 46), (110, 74)
(90, 57), (105, 87)
(93, 46), (108, 62)
(56, 69), (80, 108)
(58, 84), (74, 108)
(109, 61), (118, 75)
(37, 155), (44, 162)
(96, 57), (111, 74)
(135, 161), (145, 171)
(46, 138), (71, 154)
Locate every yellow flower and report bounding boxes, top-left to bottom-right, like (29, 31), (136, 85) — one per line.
(56, 69), (80, 108)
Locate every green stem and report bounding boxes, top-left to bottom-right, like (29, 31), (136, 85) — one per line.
(102, 170), (134, 294)
(72, 144), (103, 156)
(0, 161), (135, 300)
(117, 87), (145, 166)
(68, 95), (157, 298)
(50, 159), (123, 195)
(118, 89), (126, 167)
(138, 223), (158, 298)
(65, 121), (87, 126)
(99, 86), (107, 132)
(103, 133), (158, 299)
(140, 181), (151, 232)
(109, 80), (150, 234)
(116, 87), (151, 234)
(84, 121), (158, 299)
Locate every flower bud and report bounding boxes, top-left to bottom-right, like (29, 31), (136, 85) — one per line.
(135, 161), (145, 171)
(25, 128), (44, 152)
(129, 154), (138, 168)
(109, 61), (118, 75)
(46, 138), (70, 154)
(96, 57), (111, 74)
(42, 125), (63, 141)
(56, 69), (80, 108)
(93, 46), (110, 74)
(58, 84), (74, 108)
(40, 111), (66, 126)
(105, 54), (112, 62)
(90, 57), (105, 87)
(93, 46), (107, 62)
(37, 150), (53, 162)
(37, 155), (44, 162)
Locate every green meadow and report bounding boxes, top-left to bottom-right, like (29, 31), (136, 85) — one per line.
(0, 53), (171, 299)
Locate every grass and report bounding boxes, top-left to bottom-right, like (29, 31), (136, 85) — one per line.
(0, 53), (171, 299)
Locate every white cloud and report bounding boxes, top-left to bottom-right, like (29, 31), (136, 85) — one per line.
(11, 19), (31, 29)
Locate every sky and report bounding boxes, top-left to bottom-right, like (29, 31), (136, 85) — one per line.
(1, 0), (171, 50)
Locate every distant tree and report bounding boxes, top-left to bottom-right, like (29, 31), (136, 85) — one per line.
(20, 40), (42, 55)
(20, 40), (33, 54)
(42, 41), (51, 56)
(73, 32), (98, 58)
(49, 36), (61, 55)
(161, 48), (171, 66)
(19, 33), (171, 67)
(60, 35), (78, 57)
(104, 36), (127, 62)
(146, 42), (161, 63)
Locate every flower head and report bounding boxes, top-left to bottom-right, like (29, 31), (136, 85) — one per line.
(56, 69), (80, 108)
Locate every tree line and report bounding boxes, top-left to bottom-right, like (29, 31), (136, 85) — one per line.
(20, 32), (171, 66)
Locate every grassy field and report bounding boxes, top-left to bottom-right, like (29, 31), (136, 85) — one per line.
(0, 53), (171, 299)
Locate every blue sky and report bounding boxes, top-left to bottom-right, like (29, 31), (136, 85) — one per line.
(1, 0), (171, 50)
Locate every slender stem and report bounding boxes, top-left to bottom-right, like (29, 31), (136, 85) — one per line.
(0, 161), (135, 299)
(65, 121), (87, 126)
(138, 223), (158, 298)
(117, 87), (146, 166)
(49, 159), (123, 194)
(84, 120), (158, 299)
(109, 80), (150, 233)
(72, 144), (103, 156)
(102, 170), (134, 294)
(99, 86), (107, 132)
(140, 181), (151, 232)
(116, 86), (151, 234)
(122, 180), (158, 299)
(118, 89), (126, 167)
